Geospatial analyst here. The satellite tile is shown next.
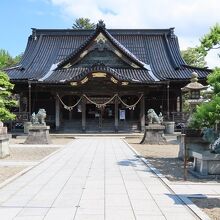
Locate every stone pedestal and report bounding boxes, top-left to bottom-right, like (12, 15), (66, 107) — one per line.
(24, 125), (52, 144)
(140, 124), (166, 144)
(0, 134), (10, 158)
(190, 150), (220, 177)
(0, 123), (10, 158)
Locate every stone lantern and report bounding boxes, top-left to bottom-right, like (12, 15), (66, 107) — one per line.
(181, 72), (208, 115)
(178, 72), (208, 160)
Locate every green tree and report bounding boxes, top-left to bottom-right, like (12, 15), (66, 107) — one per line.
(0, 49), (22, 69)
(13, 53), (23, 65)
(0, 71), (17, 121)
(197, 23), (220, 57)
(190, 91), (220, 128)
(181, 47), (206, 67)
(72, 18), (96, 30)
(0, 49), (14, 68)
(190, 24), (220, 129)
(207, 67), (220, 94)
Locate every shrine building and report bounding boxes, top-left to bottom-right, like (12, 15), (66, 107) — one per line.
(6, 21), (211, 132)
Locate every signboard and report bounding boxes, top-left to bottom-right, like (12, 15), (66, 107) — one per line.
(119, 109), (125, 120)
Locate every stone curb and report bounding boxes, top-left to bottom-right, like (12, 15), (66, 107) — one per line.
(123, 139), (211, 220)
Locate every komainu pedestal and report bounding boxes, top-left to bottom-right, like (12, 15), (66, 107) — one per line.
(190, 150), (220, 178)
(140, 124), (166, 145)
(24, 125), (52, 144)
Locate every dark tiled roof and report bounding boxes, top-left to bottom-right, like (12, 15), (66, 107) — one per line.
(42, 65), (159, 84)
(6, 25), (211, 83)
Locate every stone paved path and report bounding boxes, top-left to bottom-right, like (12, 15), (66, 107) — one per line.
(0, 138), (199, 220)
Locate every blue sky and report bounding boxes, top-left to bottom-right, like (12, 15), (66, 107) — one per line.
(0, 0), (72, 57)
(0, 0), (219, 67)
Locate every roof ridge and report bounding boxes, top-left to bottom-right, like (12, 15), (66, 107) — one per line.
(181, 64), (212, 72)
(31, 28), (174, 36)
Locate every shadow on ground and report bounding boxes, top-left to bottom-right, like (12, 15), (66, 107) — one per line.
(192, 198), (220, 209)
(146, 157), (220, 182)
(126, 138), (220, 183)
(191, 197), (220, 220)
(117, 158), (139, 167)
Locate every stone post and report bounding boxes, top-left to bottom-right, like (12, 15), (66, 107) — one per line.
(0, 121), (10, 158)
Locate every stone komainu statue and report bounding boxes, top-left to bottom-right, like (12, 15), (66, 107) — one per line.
(210, 137), (220, 154)
(202, 128), (220, 154)
(31, 109), (47, 126)
(147, 109), (163, 124)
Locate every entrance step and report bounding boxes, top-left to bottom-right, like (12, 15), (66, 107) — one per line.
(50, 133), (143, 138)
(59, 120), (140, 133)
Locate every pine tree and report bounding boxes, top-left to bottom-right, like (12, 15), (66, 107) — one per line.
(181, 47), (206, 67)
(72, 18), (95, 30)
(190, 23), (220, 128)
(197, 23), (220, 57)
(0, 49), (22, 69)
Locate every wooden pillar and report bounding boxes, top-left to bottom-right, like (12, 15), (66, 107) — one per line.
(177, 96), (180, 112)
(115, 98), (118, 132)
(55, 95), (60, 130)
(180, 91), (183, 112)
(28, 81), (32, 120)
(140, 94), (145, 131)
(167, 82), (170, 120)
(82, 97), (86, 132)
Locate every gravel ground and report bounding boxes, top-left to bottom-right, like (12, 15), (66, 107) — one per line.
(126, 137), (220, 183)
(0, 137), (73, 184)
(0, 166), (27, 184)
(9, 137), (74, 145)
(126, 137), (220, 220)
(191, 198), (220, 220)
(4, 147), (59, 161)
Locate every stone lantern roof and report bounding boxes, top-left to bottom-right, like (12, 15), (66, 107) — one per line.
(181, 72), (208, 92)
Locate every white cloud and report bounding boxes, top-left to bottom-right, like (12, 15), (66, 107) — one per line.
(46, 0), (220, 67)
(206, 50), (220, 68)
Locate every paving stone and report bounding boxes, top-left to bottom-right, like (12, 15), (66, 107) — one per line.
(0, 138), (199, 220)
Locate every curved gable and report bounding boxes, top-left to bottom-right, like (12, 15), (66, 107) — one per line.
(57, 21), (150, 70)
